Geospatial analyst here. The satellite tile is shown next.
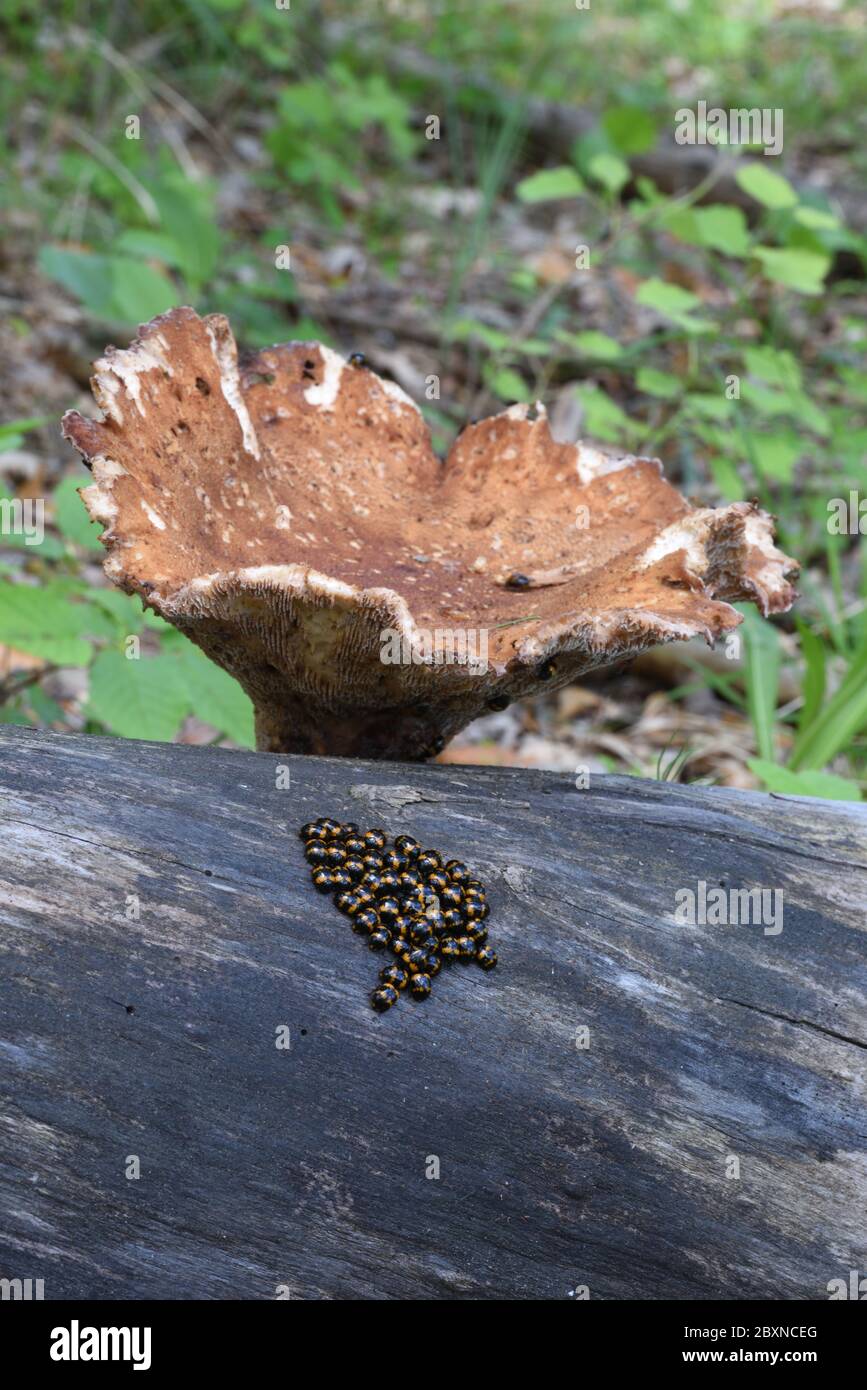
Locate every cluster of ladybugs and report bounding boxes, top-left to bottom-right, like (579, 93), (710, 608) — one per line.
(299, 818), (497, 1012)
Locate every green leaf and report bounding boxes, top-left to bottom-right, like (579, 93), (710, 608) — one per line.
(87, 649), (190, 742)
(575, 385), (637, 445)
(682, 393), (733, 422)
(740, 609), (780, 761)
(169, 640), (255, 746)
(516, 167), (585, 203)
(743, 345), (802, 390)
(794, 206), (839, 231)
(795, 620), (825, 738)
(692, 205), (751, 257)
(484, 365), (531, 403)
(557, 330), (623, 361)
(634, 278), (714, 334)
(748, 759), (861, 801)
(109, 259), (179, 323)
(636, 366), (681, 399)
(752, 247), (830, 295)
(790, 638), (867, 771)
(587, 152), (630, 194)
(602, 105), (657, 156)
(0, 583), (93, 665)
(52, 475), (103, 551)
(38, 246), (177, 322)
(735, 163), (798, 210)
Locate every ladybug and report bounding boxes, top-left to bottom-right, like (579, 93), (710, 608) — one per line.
(463, 899), (489, 923)
(392, 938), (412, 960)
(311, 869), (333, 894)
(404, 889), (426, 916)
(445, 860), (470, 886)
(343, 836), (366, 856)
(380, 964), (408, 991)
(398, 870), (422, 895)
(353, 887), (375, 909)
(395, 835), (420, 861)
(353, 907), (379, 934)
(505, 572), (531, 590)
(368, 928), (392, 951)
(406, 948), (429, 974)
(537, 660), (557, 681)
(300, 822), (328, 842)
(439, 939), (460, 963)
(377, 871), (401, 896)
(410, 973), (432, 1000)
(455, 935), (476, 962)
(417, 851), (442, 876)
(423, 907), (444, 935)
(339, 822), (360, 839)
(371, 985), (399, 1013)
(440, 885), (463, 910)
(319, 818), (342, 838)
(363, 829), (387, 852)
(344, 857), (365, 881)
(476, 946), (498, 970)
(378, 897), (401, 926)
(305, 842), (329, 867)
(425, 953), (442, 977)
(427, 870), (449, 895)
(466, 922), (488, 945)
(442, 908), (463, 934)
(410, 919), (432, 945)
(361, 853), (384, 874)
(417, 934), (439, 956)
(465, 880), (486, 897)
(325, 844), (346, 867)
(361, 871), (383, 894)
(330, 868), (352, 892)
(382, 850), (407, 874)
(335, 890), (359, 915)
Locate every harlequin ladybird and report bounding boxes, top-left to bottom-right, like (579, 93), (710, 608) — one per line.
(320, 818), (342, 838)
(363, 829), (387, 852)
(325, 844), (347, 867)
(442, 908), (464, 934)
(311, 869), (334, 894)
(339, 822), (360, 839)
(463, 899), (489, 922)
(380, 964), (408, 991)
(445, 860), (470, 886)
(440, 885), (463, 910)
(344, 857), (365, 881)
(353, 907), (379, 934)
(368, 928), (392, 951)
(330, 868), (352, 892)
(349, 351), (367, 367)
(361, 853), (384, 874)
(361, 871), (383, 894)
(417, 934), (439, 956)
(476, 946), (498, 970)
(377, 871), (401, 896)
(406, 948), (430, 974)
(427, 870), (449, 895)
(300, 822), (328, 842)
(371, 985), (399, 1012)
(335, 890), (359, 915)
(353, 887), (375, 909)
(398, 870), (422, 895)
(410, 919), (432, 945)
(466, 922), (488, 945)
(378, 897), (401, 926)
(392, 937), (411, 959)
(343, 836), (366, 856)
(425, 953), (442, 977)
(537, 660), (557, 681)
(305, 842), (329, 867)
(395, 835), (420, 861)
(417, 850), (442, 875)
(465, 879), (486, 897)
(382, 850), (407, 874)
(392, 916), (411, 942)
(439, 938), (460, 963)
(505, 572), (531, 590)
(410, 973), (432, 1000)
(423, 907), (444, 935)
(455, 935), (476, 961)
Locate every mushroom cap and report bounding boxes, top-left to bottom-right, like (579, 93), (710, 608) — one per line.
(62, 306), (798, 757)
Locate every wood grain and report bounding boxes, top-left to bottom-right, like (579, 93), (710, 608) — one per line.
(0, 724), (865, 1300)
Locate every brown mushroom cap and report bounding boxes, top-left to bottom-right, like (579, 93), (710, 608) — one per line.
(62, 306), (797, 758)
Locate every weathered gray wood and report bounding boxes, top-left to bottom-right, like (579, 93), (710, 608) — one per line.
(0, 723), (865, 1300)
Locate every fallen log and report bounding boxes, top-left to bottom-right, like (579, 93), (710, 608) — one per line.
(0, 724), (865, 1299)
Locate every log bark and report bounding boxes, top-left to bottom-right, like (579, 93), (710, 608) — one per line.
(0, 724), (865, 1300)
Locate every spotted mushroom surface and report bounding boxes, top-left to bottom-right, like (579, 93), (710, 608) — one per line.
(62, 306), (798, 758)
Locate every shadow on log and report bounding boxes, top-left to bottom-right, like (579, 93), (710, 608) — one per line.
(0, 725), (865, 1299)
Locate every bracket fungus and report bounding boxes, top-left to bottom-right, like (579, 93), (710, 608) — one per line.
(62, 307), (798, 760)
